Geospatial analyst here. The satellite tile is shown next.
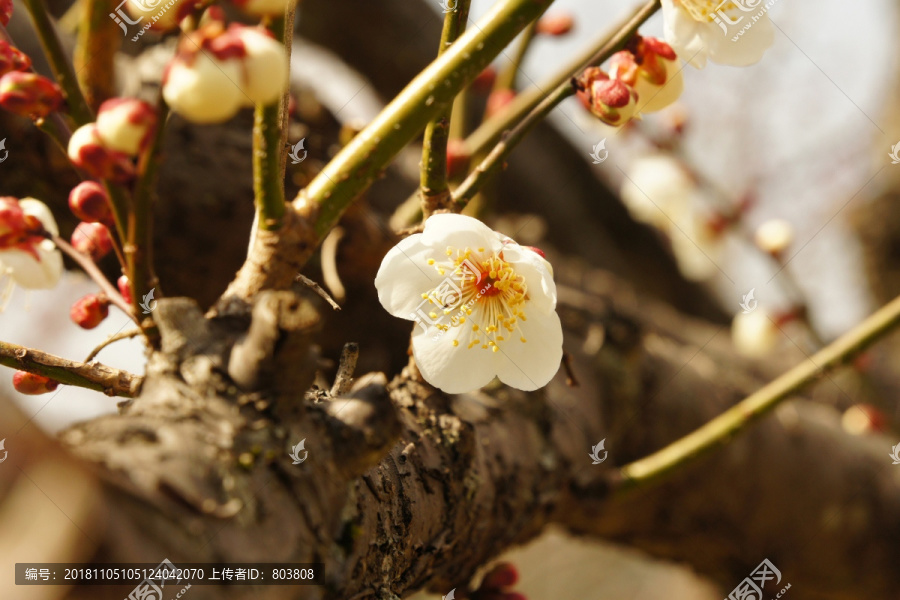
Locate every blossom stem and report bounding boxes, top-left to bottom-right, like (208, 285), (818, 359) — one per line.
(0, 339), (142, 397)
(420, 0), (472, 218)
(74, 0), (118, 110)
(463, 0), (660, 158)
(127, 96), (168, 327)
(295, 0), (558, 239)
(20, 0), (93, 125)
(252, 14), (290, 230)
(51, 234), (137, 323)
(492, 19), (537, 93)
(613, 292), (900, 494)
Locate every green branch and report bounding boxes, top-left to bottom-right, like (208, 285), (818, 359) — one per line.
(253, 14), (289, 230)
(463, 0), (660, 158)
(295, 0), (558, 239)
(74, 0), (118, 110)
(0, 340), (142, 397)
(420, 0), (472, 217)
(614, 292), (900, 494)
(21, 0), (93, 125)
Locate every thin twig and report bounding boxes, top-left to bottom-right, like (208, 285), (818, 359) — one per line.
(561, 351), (579, 387)
(331, 342), (359, 397)
(320, 226), (346, 304)
(296, 274), (341, 311)
(419, 0), (472, 218)
(51, 234), (137, 323)
(84, 328), (142, 363)
(612, 291), (900, 494)
(0, 339), (142, 397)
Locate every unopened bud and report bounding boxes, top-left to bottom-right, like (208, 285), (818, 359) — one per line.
(480, 563), (519, 591)
(12, 370), (59, 395)
(446, 139), (470, 179)
(117, 275), (133, 304)
(0, 71), (63, 119)
(578, 68), (638, 127)
(0, 41), (31, 76)
(96, 98), (157, 155)
(732, 310), (778, 358)
(71, 221), (113, 261)
(841, 403), (886, 435)
(486, 89), (516, 119)
(232, 26), (288, 106)
(68, 181), (111, 223)
(610, 37), (683, 114)
(535, 13), (574, 36)
(70, 293), (110, 329)
(67, 124), (136, 182)
(754, 218), (794, 256)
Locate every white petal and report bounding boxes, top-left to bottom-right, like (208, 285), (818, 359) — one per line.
(19, 198), (59, 236)
(636, 59), (684, 113)
(0, 242), (63, 289)
(421, 214), (502, 253)
(495, 310), (563, 391)
(374, 234), (446, 320)
(662, 0), (709, 68)
(163, 56), (245, 124)
(411, 325), (497, 394)
(499, 244), (557, 314)
(239, 30), (288, 106)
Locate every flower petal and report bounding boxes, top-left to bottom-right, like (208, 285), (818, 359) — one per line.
(19, 198), (59, 236)
(707, 13), (774, 66)
(1, 241), (63, 289)
(495, 310), (563, 391)
(662, 0), (709, 68)
(420, 213), (503, 253)
(375, 233), (446, 320)
(412, 325), (497, 394)
(499, 244), (557, 314)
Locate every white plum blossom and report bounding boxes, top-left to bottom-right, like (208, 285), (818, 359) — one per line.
(375, 214), (563, 394)
(0, 197), (63, 289)
(661, 0), (775, 68)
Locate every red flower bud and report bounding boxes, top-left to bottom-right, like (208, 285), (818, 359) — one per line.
(0, 41), (31, 76)
(0, 71), (63, 119)
(486, 89), (516, 119)
(577, 67), (638, 127)
(12, 371), (60, 395)
(471, 66), (497, 94)
(96, 97), (157, 155)
(70, 293), (110, 329)
(0, 0), (12, 27)
(0, 195), (27, 238)
(68, 181), (112, 223)
(446, 139), (470, 179)
(480, 563), (519, 591)
(117, 275), (133, 304)
(67, 124), (135, 182)
(71, 221), (113, 261)
(535, 13), (574, 36)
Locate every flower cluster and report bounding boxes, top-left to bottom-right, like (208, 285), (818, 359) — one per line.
(0, 196), (63, 289)
(162, 21), (287, 124)
(375, 214), (563, 394)
(577, 36), (682, 127)
(68, 98), (157, 182)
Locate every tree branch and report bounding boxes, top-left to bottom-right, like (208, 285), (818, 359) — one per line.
(0, 340), (142, 397)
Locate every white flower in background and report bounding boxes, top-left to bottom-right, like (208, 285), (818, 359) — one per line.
(375, 214), (563, 394)
(754, 218), (794, 256)
(162, 22), (287, 124)
(732, 308), (779, 358)
(661, 0), (775, 68)
(0, 197), (63, 289)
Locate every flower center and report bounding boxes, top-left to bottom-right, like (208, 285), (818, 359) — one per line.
(676, 0), (728, 22)
(420, 246), (530, 352)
